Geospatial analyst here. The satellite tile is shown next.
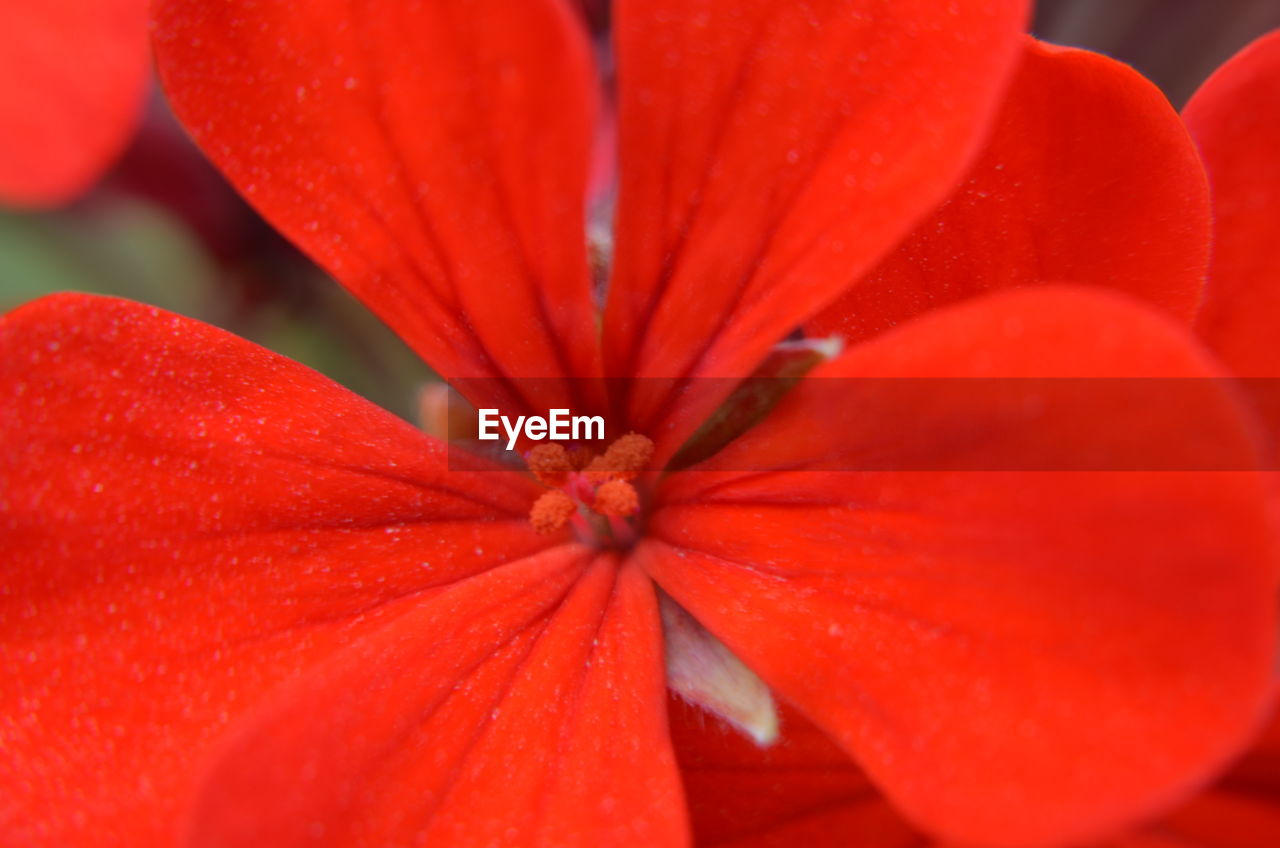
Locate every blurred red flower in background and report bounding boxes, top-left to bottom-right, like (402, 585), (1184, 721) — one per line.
(0, 0), (149, 207)
(2, 3), (1278, 848)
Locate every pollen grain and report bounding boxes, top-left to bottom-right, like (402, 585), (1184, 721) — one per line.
(583, 432), (654, 482)
(594, 480), (641, 518)
(526, 443), (573, 487)
(530, 490), (577, 534)
(523, 433), (654, 543)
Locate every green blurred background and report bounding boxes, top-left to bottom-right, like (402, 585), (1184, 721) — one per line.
(2, 0), (1277, 422)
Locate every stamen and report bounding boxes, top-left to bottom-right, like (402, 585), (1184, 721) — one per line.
(523, 433), (654, 545)
(583, 432), (655, 483)
(581, 454), (614, 483)
(526, 443), (573, 487)
(605, 433), (655, 476)
(593, 480), (640, 518)
(529, 490), (576, 534)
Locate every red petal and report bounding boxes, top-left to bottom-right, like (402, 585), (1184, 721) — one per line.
(1184, 29), (1280, 376)
(188, 558), (685, 847)
(809, 38), (1211, 346)
(1113, 708), (1280, 848)
(1219, 704), (1280, 798)
(676, 690), (1280, 848)
(671, 698), (919, 848)
(0, 295), (566, 844)
(1131, 793), (1280, 848)
(151, 0), (602, 408)
(604, 0), (1029, 444)
(0, 0), (149, 206)
(640, 288), (1279, 845)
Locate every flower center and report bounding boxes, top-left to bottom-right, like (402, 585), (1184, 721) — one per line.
(526, 433), (655, 548)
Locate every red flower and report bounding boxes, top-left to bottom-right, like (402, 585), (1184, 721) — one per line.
(1, 3), (1276, 847)
(674, 26), (1280, 848)
(0, 0), (150, 207)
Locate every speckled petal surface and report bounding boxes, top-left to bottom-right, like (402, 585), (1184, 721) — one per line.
(643, 287), (1280, 846)
(0, 294), (598, 845)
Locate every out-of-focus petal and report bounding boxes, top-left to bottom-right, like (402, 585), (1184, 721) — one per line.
(641, 287), (1279, 846)
(810, 38), (1211, 345)
(671, 698), (920, 848)
(187, 559), (686, 847)
(677, 699), (1280, 848)
(1184, 29), (1280, 376)
(152, 0), (602, 412)
(1104, 710), (1280, 848)
(0, 294), (565, 845)
(0, 0), (149, 206)
(604, 0), (1029, 448)
(1134, 794), (1280, 848)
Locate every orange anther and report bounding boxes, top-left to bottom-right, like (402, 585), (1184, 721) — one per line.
(593, 480), (640, 518)
(526, 443), (573, 487)
(605, 433), (654, 475)
(583, 432), (655, 483)
(530, 490), (576, 534)
(581, 453), (615, 484)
